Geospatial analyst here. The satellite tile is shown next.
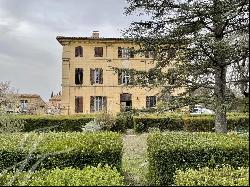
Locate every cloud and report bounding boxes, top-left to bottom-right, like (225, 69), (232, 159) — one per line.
(0, 0), (137, 101)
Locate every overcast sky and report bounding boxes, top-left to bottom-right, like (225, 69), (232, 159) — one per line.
(0, 0), (138, 101)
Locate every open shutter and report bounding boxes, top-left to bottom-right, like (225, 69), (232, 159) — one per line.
(146, 96), (150, 108)
(118, 70), (122, 85)
(103, 96), (107, 112)
(80, 69), (83, 84)
(99, 68), (103, 84)
(118, 47), (122, 58)
(80, 47), (83, 57)
(75, 47), (78, 57)
(145, 51), (149, 58)
(79, 97), (83, 113)
(90, 69), (94, 85)
(99, 47), (103, 57)
(75, 69), (78, 84)
(130, 47), (134, 58)
(75, 97), (78, 113)
(90, 96), (95, 113)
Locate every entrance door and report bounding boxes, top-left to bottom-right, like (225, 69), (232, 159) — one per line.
(120, 93), (132, 112)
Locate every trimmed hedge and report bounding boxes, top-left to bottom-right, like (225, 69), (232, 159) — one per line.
(147, 132), (249, 185)
(134, 113), (249, 133)
(0, 132), (122, 172)
(134, 116), (183, 133)
(174, 166), (249, 186)
(19, 115), (95, 132)
(0, 165), (124, 186)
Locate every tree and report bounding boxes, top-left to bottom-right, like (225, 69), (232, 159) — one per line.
(124, 0), (249, 133)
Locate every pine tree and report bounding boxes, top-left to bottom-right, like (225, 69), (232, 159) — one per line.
(124, 0), (249, 133)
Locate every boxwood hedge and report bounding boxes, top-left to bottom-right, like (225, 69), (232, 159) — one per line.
(147, 132), (249, 185)
(174, 166), (249, 186)
(0, 165), (124, 186)
(0, 132), (122, 172)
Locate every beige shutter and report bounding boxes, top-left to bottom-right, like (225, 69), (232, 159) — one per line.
(99, 68), (103, 84)
(90, 69), (95, 85)
(90, 96), (95, 113)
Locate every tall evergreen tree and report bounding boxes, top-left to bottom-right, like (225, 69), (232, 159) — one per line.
(124, 0), (249, 133)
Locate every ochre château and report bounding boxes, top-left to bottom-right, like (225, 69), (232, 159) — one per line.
(57, 31), (181, 115)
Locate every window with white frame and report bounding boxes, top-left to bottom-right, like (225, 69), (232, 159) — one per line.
(90, 96), (107, 112)
(122, 72), (130, 84)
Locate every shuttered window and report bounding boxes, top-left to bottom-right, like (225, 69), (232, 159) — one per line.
(90, 68), (103, 85)
(75, 96), (83, 113)
(145, 51), (154, 58)
(94, 47), (103, 57)
(90, 96), (107, 112)
(75, 46), (83, 57)
(75, 68), (83, 85)
(146, 96), (157, 108)
(118, 47), (134, 58)
(118, 70), (131, 85)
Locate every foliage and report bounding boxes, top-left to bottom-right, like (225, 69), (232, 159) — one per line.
(95, 112), (117, 131)
(0, 132), (123, 172)
(147, 132), (249, 185)
(0, 165), (124, 186)
(124, 0), (249, 133)
(174, 166), (249, 186)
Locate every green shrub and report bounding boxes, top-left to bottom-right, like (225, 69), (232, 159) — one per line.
(174, 166), (249, 186)
(133, 116), (183, 133)
(0, 132), (122, 172)
(147, 132), (249, 185)
(0, 165), (124, 186)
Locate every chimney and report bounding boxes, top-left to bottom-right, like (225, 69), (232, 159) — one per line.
(92, 31), (99, 38)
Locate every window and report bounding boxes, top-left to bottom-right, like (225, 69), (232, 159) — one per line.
(90, 68), (103, 85)
(75, 46), (83, 57)
(118, 70), (130, 85)
(90, 96), (107, 112)
(75, 96), (83, 113)
(20, 100), (28, 112)
(146, 96), (157, 108)
(145, 51), (154, 58)
(75, 68), (83, 85)
(118, 47), (134, 58)
(94, 47), (103, 57)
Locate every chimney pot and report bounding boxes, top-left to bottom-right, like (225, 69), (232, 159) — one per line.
(92, 31), (99, 38)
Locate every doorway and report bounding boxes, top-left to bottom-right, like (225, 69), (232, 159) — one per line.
(120, 93), (132, 112)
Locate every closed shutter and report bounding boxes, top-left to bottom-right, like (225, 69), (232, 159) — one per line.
(146, 96), (150, 108)
(145, 51), (149, 58)
(103, 96), (107, 111)
(99, 47), (103, 57)
(118, 47), (122, 58)
(75, 96), (83, 113)
(99, 68), (103, 84)
(90, 69), (95, 85)
(90, 96), (95, 113)
(118, 70), (122, 85)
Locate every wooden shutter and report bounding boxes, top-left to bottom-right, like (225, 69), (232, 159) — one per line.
(145, 51), (149, 58)
(130, 47), (134, 58)
(80, 69), (83, 84)
(75, 96), (83, 113)
(99, 68), (103, 84)
(103, 96), (107, 111)
(90, 96), (95, 113)
(79, 47), (83, 57)
(118, 47), (122, 58)
(90, 68), (95, 85)
(99, 47), (103, 57)
(75, 69), (79, 84)
(75, 47), (78, 57)
(146, 96), (150, 108)
(118, 70), (122, 85)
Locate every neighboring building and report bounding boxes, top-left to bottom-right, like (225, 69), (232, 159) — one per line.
(57, 31), (184, 115)
(46, 93), (62, 114)
(18, 94), (46, 115)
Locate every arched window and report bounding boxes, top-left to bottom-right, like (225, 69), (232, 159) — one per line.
(75, 46), (83, 57)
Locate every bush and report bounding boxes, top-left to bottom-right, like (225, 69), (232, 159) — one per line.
(0, 165), (124, 186)
(174, 166), (249, 186)
(115, 111), (135, 132)
(133, 116), (184, 133)
(0, 132), (123, 172)
(3, 115), (95, 132)
(147, 132), (249, 185)
(133, 113), (249, 133)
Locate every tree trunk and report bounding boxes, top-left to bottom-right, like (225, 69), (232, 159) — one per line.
(214, 67), (227, 133)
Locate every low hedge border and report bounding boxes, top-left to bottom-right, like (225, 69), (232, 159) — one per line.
(0, 132), (123, 172)
(0, 165), (124, 186)
(147, 132), (249, 185)
(174, 166), (249, 186)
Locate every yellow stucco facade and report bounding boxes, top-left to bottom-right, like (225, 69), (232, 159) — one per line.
(57, 32), (183, 115)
